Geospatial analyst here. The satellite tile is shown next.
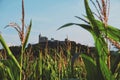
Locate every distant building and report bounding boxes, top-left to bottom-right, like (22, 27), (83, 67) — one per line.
(39, 34), (48, 43)
(50, 38), (54, 42)
(38, 34), (71, 44)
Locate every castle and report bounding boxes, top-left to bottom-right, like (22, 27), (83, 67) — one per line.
(0, 34), (96, 57)
(39, 34), (48, 43)
(38, 34), (69, 43)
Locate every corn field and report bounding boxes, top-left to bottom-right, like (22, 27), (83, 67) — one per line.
(0, 0), (120, 80)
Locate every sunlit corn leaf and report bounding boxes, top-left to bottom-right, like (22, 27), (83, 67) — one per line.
(58, 0), (117, 79)
(91, 32), (114, 80)
(23, 20), (32, 51)
(0, 34), (21, 69)
(107, 26), (120, 42)
(81, 54), (98, 80)
(99, 58), (115, 80)
(0, 62), (13, 80)
(84, 0), (107, 60)
(57, 23), (76, 30)
(84, 0), (101, 36)
(0, 60), (20, 80)
(75, 16), (90, 24)
(95, 20), (120, 42)
(84, 0), (115, 79)
(84, 0), (95, 26)
(58, 23), (92, 32)
(58, 21), (113, 80)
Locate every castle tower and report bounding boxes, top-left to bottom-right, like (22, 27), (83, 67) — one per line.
(39, 34), (48, 43)
(39, 33), (41, 43)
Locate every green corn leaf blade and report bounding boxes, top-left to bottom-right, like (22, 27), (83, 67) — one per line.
(84, 0), (101, 36)
(111, 53), (120, 74)
(92, 34), (115, 80)
(95, 20), (120, 42)
(107, 25), (120, 35)
(115, 65), (120, 79)
(39, 51), (43, 77)
(84, 24), (113, 80)
(23, 20), (32, 51)
(80, 14), (108, 59)
(84, 0), (98, 28)
(95, 36), (108, 58)
(5, 66), (14, 80)
(81, 54), (98, 80)
(107, 25), (120, 42)
(57, 23), (76, 30)
(79, 21), (108, 58)
(75, 16), (90, 24)
(0, 60), (20, 80)
(35, 52), (43, 79)
(77, 19), (119, 79)
(58, 20), (113, 80)
(58, 21), (107, 57)
(58, 22), (92, 32)
(0, 34), (21, 69)
(94, 39), (114, 80)
(57, 1), (117, 79)
(84, 0), (94, 22)
(75, 24), (92, 32)
(92, 35), (112, 80)
(0, 62), (14, 80)
(98, 58), (115, 80)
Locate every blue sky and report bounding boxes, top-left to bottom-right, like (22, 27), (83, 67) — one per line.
(0, 0), (120, 47)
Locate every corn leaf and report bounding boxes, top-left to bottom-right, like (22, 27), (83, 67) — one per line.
(0, 34), (21, 69)
(23, 20), (32, 51)
(111, 53), (120, 74)
(84, 0), (100, 35)
(107, 25), (120, 42)
(57, 23), (76, 30)
(75, 16), (90, 24)
(0, 60), (20, 80)
(81, 54), (98, 80)
(95, 20), (120, 42)
(99, 58), (115, 80)
(84, 0), (115, 79)
(0, 62), (13, 80)
(58, 23), (92, 32)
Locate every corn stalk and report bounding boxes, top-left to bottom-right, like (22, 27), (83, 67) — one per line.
(0, 0), (32, 80)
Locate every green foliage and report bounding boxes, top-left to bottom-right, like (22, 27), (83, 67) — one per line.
(0, 20), (32, 80)
(23, 20), (32, 51)
(81, 54), (98, 80)
(0, 34), (21, 69)
(58, 0), (120, 80)
(0, 60), (20, 80)
(0, 0), (120, 80)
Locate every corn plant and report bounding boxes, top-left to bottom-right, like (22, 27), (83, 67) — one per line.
(29, 43), (85, 80)
(58, 0), (120, 80)
(0, 0), (32, 80)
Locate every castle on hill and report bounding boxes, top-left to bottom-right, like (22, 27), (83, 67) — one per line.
(26, 34), (96, 57)
(0, 34), (96, 57)
(38, 34), (69, 43)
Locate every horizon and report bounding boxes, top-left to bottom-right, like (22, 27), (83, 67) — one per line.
(0, 0), (120, 47)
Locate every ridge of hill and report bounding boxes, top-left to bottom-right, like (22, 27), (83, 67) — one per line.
(0, 39), (96, 57)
